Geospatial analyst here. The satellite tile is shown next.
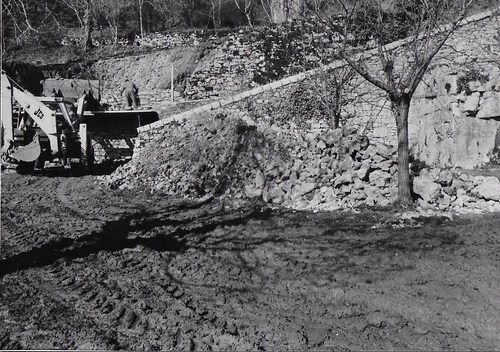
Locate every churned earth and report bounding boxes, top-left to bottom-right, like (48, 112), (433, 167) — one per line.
(1, 171), (500, 350)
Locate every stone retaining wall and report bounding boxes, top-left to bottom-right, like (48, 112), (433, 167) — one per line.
(93, 21), (338, 111)
(138, 9), (500, 169)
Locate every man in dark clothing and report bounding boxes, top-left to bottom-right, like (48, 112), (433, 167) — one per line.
(121, 79), (139, 109)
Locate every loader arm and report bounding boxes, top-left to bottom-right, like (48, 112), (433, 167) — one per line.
(1, 71), (59, 156)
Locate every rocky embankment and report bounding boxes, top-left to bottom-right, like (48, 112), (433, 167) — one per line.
(91, 20), (338, 108)
(103, 111), (500, 214)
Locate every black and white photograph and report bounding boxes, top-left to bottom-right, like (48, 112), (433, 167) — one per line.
(1, 0), (500, 350)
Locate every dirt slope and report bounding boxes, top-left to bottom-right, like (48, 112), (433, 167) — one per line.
(1, 172), (500, 350)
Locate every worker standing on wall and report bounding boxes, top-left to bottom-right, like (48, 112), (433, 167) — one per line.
(121, 79), (140, 109)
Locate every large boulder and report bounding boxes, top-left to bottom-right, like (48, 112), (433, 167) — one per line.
(471, 177), (500, 201)
(477, 91), (500, 119)
(296, 182), (318, 196)
(413, 173), (442, 203)
(368, 170), (392, 188)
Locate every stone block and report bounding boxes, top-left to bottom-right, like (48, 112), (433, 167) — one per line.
(460, 92), (481, 115)
(413, 174), (442, 203)
(210, 101), (222, 110)
(297, 182), (318, 196)
(477, 91), (500, 119)
(471, 177), (500, 201)
(355, 161), (371, 180)
(369, 170), (392, 183)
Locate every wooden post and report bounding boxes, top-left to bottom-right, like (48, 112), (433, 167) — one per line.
(171, 64), (174, 103)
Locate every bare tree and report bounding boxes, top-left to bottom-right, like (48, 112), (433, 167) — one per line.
(2, 0), (63, 47)
(233, 0), (254, 27)
(138, 0), (179, 29)
(309, 66), (356, 129)
(260, 0), (289, 23)
(92, 0), (130, 44)
(261, 0), (303, 23)
(138, 0), (145, 37)
(312, 0), (475, 205)
(208, 0), (222, 28)
(2, 0), (28, 45)
(60, 0), (93, 50)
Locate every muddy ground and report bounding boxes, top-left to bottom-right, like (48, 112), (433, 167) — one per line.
(1, 171), (499, 350)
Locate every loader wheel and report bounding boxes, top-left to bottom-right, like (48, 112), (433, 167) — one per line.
(34, 157), (45, 171)
(17, 161), (35, 174)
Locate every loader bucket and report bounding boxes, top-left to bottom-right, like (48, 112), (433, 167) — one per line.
(9, 134), (41, 162)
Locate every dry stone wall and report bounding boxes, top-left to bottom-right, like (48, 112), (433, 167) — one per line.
(136, 10), (500, 168)
(91, 21), (338, 112)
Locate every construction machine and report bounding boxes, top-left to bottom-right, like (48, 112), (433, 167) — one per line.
(1, 71), (93, 173)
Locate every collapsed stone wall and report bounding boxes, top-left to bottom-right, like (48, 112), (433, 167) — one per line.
(105, 109), (500, 213)
(414, 168), (500, 213)
(106, 110), (399, 210)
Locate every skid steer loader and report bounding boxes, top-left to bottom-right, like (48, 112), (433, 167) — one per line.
(1, 71), (93, 173)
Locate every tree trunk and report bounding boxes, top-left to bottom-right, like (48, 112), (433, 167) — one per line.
(333, 112), (340, 129)
(112, 25), (118, 44)
(245, 12), (253, 27)
(393, 96), (412, 205)
(82, 0), (93, 51)
(271, 0), (286, 23)
(139, 0), (144, 38)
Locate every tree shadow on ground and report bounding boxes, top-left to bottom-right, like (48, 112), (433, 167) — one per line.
(0, 199), (273, 277)
(161, 212), (465, 296)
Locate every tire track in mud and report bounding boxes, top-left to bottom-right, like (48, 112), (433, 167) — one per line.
(0, 175), (58, 260)
(1, 268), (121, 350)
(56, 178), (89, 217)
(36, 248), (234, 350)
(2, 179), (275, 349)
(45, 259), (145, 348)
(1, 174), (110, 260)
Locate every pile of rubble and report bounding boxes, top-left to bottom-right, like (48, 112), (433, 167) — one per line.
(104, 110), (397, 210)
(104, 109), (500, 214)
